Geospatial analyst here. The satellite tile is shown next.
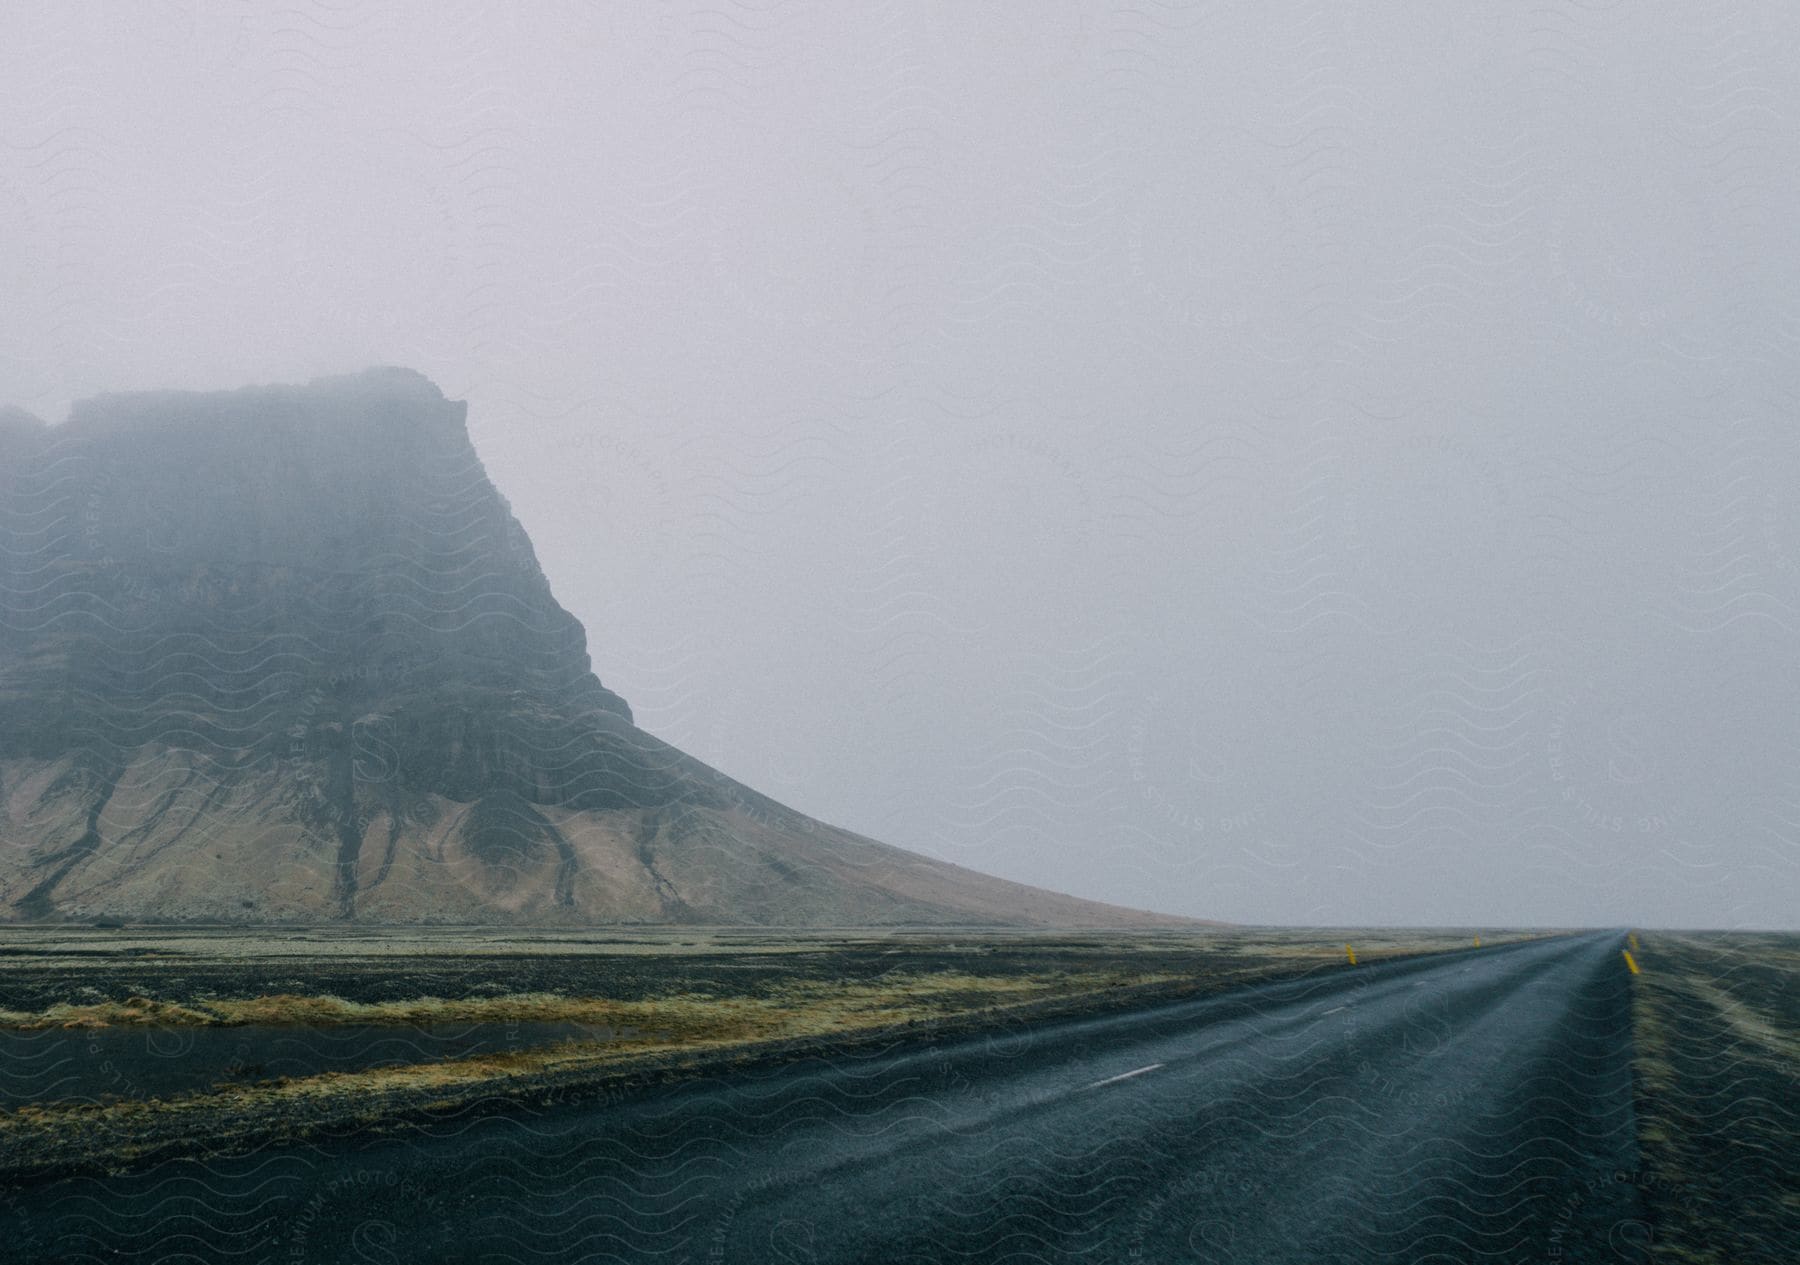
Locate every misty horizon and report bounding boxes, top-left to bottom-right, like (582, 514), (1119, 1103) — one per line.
(4, 5), (1797, 929)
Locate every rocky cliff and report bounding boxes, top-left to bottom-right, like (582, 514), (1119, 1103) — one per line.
(0, 370), (1186, 926)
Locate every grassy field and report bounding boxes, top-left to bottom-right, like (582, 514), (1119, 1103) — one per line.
(1629, 932), (1800, 1264)
(5, 923), (1791, 1253)
(0, 924), (1517, 1177)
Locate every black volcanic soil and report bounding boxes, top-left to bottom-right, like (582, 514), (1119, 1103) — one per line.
(0, 927), (1521, 1183)
(0, 1020), (631, 1107)
(1, 934), (1648, 1265)
(0, 930), (1243, 1012)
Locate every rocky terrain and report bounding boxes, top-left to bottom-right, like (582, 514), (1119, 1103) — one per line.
(0, 369), (1184, 927)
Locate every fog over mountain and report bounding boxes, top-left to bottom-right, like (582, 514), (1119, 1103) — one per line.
(1, 369), (1184, 926)
(2, 5), (1797, 927)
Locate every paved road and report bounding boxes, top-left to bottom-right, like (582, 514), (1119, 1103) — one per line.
(3, 932), (1646, 1264)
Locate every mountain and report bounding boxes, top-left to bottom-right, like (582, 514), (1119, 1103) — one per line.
(0, 369), (1189, 927)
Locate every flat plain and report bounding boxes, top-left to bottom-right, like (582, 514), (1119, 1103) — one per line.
(0, 924), (1513, 1178)
(1, 926), (1792, 1263)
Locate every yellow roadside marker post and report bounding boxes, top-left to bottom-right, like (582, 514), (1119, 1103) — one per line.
(1345, 944), (1357, 965)
(1474, 935), (1481, 948)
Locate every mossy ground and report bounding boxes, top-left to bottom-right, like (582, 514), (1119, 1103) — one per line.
(0, 925), (1518, 1177)
(1629, 933), (1799, 1264)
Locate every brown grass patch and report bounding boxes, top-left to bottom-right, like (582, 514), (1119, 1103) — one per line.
(0, 967), (1186, 1033)
(0, 967), (1201, 1161)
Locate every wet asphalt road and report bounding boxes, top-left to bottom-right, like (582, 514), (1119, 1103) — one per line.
(3, 931), (1645, 1264)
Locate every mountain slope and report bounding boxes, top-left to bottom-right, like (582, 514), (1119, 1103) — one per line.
(0, 369), (1190, 927)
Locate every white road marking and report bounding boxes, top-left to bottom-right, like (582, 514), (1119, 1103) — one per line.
(1085, 1063), (1164, 1090)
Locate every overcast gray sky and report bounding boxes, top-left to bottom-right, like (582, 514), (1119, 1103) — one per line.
(4, 3), (1797, 927)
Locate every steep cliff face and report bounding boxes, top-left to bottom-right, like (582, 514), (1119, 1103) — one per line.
(0, 370), (1187, 927)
